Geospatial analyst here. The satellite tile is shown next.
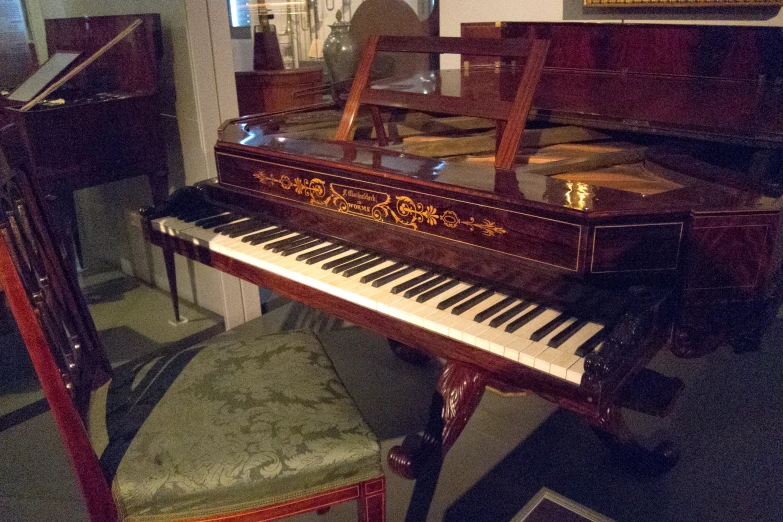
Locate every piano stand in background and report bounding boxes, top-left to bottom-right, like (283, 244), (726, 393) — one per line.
(1, 14), (169, 283)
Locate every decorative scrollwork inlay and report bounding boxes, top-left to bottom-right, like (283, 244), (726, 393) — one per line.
(253, 170), (507, 237)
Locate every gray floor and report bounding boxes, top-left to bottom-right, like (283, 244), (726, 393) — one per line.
(1, 269), (782, 521)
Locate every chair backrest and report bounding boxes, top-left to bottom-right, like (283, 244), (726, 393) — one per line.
(0, 163), (116, 520)
(334, 35), (550, 170)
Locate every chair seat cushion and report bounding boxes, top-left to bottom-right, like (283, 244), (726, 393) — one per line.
(88, 323), (382, 522)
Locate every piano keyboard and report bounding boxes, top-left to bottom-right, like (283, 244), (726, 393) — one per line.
(152, 207), (610, 386)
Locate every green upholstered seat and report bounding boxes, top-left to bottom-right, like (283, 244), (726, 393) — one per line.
(87, 322), (382, 522)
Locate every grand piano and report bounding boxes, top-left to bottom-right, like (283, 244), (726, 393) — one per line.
(142, 22), (783, 509)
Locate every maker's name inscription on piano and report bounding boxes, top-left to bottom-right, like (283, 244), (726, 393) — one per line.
(252, 170), (507, 237)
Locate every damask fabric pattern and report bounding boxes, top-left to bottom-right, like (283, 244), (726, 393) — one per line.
(88, 327), (382, 522)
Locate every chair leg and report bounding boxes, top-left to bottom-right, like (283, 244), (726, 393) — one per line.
(357, 476), (386, 522)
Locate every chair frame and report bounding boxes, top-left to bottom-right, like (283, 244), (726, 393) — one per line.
(0, 180), (385, 521)
(334, 35), (550, 170)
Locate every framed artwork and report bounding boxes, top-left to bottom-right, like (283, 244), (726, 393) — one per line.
(585, 0), (782, 6)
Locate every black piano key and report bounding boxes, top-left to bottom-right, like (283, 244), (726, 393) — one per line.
(179, 208), (220, 222)
(297, 244), (343, 262)
(437, 285), (481, 311)
(548, 319), (588, 348)
(417, 279), (460, 303)
(575, 328), (607, 357)
(403, 275), (448, 299)
(246, 229), (290, 245)
(281, 239), (326, 257)
(488, 301), (528, 328)
(360, 262), (404, 283)
(272, 236), (316, 253)
(305, 247), (350, 265)
(321, 251), (366, 270)
(372, 266), (416, 288)
(242, 226), (282, 243)
(229, 220), (271, 238)
(529, 313), (570, 342)
(505, 305), (547, 333)
(475, 296), (516, 323)
(203, 213), (244, 229)
(213, 218), (247, 234)
(452, 289), (493, 315)
(390, 271), (434, 294)
(266, 234), (309, 252)
(214, 217), (255, 235)
(332, 254), (376, 274)
(250, 230), (294, 246)
(195, 212), (236, 228)
(343, 257), (386, 278)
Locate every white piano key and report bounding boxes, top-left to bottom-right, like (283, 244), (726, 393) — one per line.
(503, 345), (521, 362)
(549, 353), (581, 380)
(424, 282), (472, 307)
(151, 216), (197, 237)
(566, 356), (588, 385)
(154, 212), (616, 386)
(555, 321), (605, 353)
(483, 303), (536, 352)
(529, 318), (578, 372)
(459, 294), (512, 344)
(511, 308), (562, 339)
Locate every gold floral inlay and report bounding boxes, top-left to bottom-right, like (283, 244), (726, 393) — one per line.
(253, 170), (507, 237)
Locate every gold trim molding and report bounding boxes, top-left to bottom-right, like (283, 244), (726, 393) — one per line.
(253, 170), (508, 237)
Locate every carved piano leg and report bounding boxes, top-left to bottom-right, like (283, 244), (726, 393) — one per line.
(671, 306), (720, 359)
(723, 300), (768, 354)
(387, 339), (430, 366)
(388, 361), (488, 480)
(390, 361), (488, 521)
(589, 404), (679, 475)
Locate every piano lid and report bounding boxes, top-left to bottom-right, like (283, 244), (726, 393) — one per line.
(370, 67), (783, 148)
(460, 22), (783, 148)
(217, 117), (778, 219)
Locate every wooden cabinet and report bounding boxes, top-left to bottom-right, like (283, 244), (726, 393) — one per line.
(235, 64), (323, 116)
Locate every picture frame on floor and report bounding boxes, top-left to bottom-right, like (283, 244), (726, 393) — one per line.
(512, 488), (615, 522)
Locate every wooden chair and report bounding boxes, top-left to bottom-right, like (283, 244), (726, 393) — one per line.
(0, 180), (385, 521)
(335, 35), (549, 170)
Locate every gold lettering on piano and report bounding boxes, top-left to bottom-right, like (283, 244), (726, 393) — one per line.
(253, 170), (507, 237)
